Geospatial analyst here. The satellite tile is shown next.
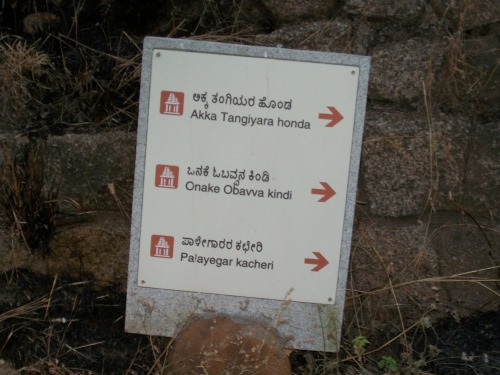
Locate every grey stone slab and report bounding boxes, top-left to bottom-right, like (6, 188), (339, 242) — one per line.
(360, 110), (499, 218)
(345, 0), (427, 24)
(430, 216), (500, 312)
(430, 0), (500, 30)
(255, 19), (368, 55)
(369, 38), (445, 105)
(345, 217), (441, 335)
(45, 132), (136, 212)
(261, 0), (337, 25)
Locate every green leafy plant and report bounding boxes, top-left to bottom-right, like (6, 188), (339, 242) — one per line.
(378, 355), (398, 373)
(352, 336), (370, 358)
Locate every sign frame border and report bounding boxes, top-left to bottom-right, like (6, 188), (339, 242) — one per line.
(125, 37), (370, 352)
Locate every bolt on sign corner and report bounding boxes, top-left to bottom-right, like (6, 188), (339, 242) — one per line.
(126, 37), (370, 352)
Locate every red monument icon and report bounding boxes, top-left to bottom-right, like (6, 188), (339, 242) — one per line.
(150, 235), (174, 258)
(160, 91), (184, 115)
(155, 164), (179, 189)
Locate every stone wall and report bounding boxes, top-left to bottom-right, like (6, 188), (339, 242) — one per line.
(0, 0), (498, 343)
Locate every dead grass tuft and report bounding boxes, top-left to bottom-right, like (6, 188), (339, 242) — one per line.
(23, 12), (59, 35)
(0, 39), (52, 78)
(0, 39), (53, 132)
(0, 138), (58, 256)
(431, 2), (499, 116)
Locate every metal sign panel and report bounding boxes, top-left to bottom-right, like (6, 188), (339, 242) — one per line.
(126, 37), (370, 352)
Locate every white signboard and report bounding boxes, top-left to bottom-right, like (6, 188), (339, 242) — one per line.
(126, 37), (370, 352)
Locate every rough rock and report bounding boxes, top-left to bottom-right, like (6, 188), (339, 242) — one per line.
(435, 33), (500, 115)
(430, 0), (500, 30)
(255, 19), (359, 53)
(0, 132), (135, 285)
(29, 213), (130, 290)
(361, 110), (499, 218)
(345, 0), (427, 24)
(168, 316), (291, 375)
(0, 359), (15, 375)
(362, 111), (460, 216)
(0, 227), (29, 273)
(347, 212), (499, 342)
(360, 110), (431, 217)
(45, 132), (136, 212)
(430, 217), (500, 312)
(346, 218), (441, 338)
(261, 0), (336, 25)
(462, 120), (500, 219)
(463, 36), (500, 115)
(369, 38), (446, 105)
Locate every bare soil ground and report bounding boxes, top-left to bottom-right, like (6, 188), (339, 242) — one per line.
(0, 270), (165, 374)
(1, 270), (499, 374)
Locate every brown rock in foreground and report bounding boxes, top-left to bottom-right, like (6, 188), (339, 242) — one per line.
(168, 316), (291, 375)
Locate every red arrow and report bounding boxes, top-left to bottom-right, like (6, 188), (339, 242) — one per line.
(318, 106), (344, 127)
(305, 252), (329, 272)
(311, 182), (336, 202)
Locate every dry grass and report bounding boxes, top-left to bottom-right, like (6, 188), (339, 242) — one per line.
(431, 1), (499, 117)
(0, 39), (53, 132)
(0, 138), (58, 256)
(0, 272), (171, 375)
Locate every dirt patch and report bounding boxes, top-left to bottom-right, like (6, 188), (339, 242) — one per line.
(1, 270), (499, 374)
(0, 270), (169, 374)
(427, 311), (500, 375)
